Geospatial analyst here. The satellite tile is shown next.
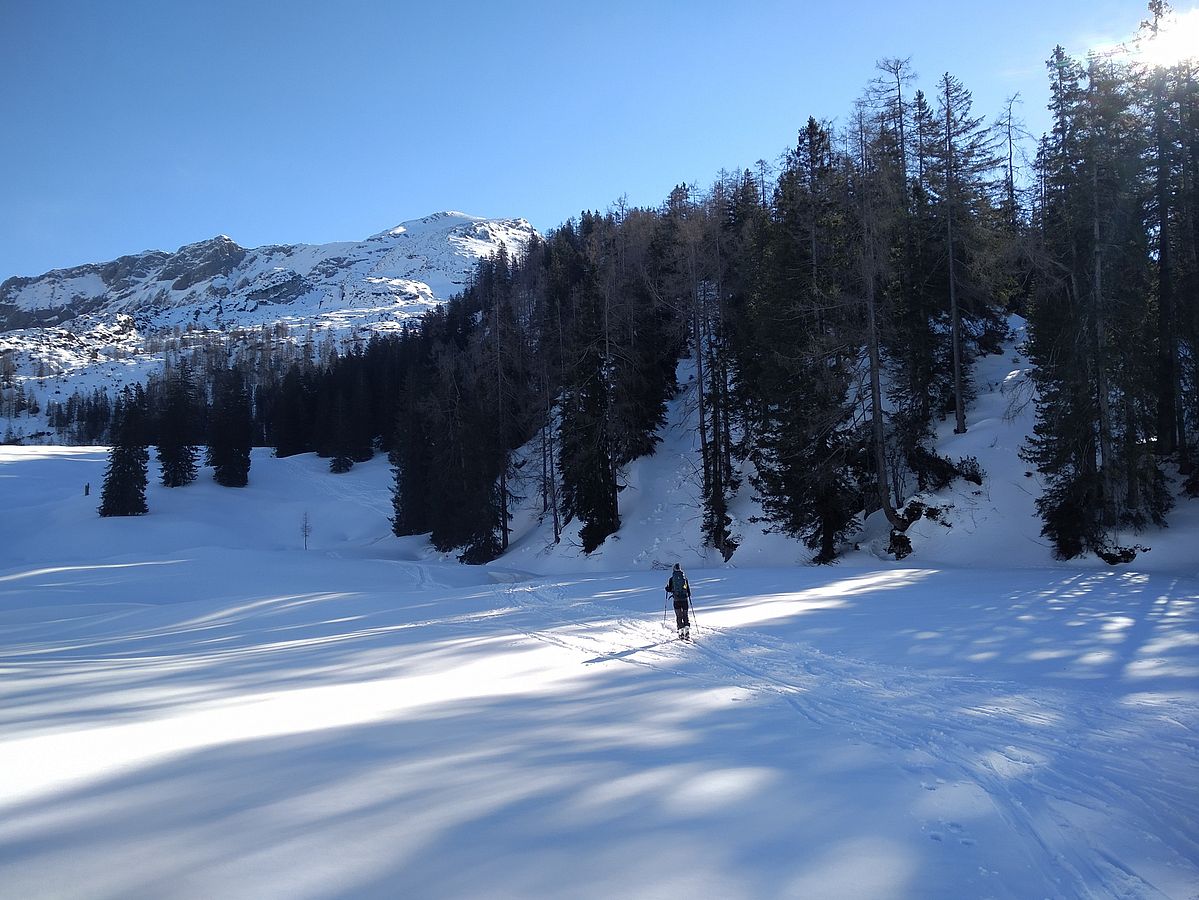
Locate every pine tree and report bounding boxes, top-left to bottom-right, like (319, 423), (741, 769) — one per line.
(270, 366), (316, 458)
(157, 362), (199, 487)
(932, 72), (999, 433)
(98, 386), (149, 517)
(851, 100), (907, 534)
(1139, 2), (1199, 476)
(557, 216), (620, 553)
(1025, 46), (1171, 559)
(889, 88), (946, 474)
(648, 187), (735, 557)
(698, 172), (764, 559)
(390, 330), (435, 538)
(328, 393), (355, 473)
(425, 337), (505, 561)
(207, 367), (253, 487)
(738, 120), (862, 562)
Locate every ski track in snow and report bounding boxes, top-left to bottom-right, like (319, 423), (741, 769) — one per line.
(501, 578), (1199, 900)
(4, 309), (1199, 899)
(3, 559), (1192, 898)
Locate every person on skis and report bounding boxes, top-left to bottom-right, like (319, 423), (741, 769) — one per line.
(665, 563), (692, 640)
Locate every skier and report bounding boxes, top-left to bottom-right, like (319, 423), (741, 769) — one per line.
(665, 563), (692, 640)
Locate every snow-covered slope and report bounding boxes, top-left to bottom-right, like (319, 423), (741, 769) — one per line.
(2, 319), (1198, 897)
(497, 316), (1199, 578)
(1, 438), (1196, 898)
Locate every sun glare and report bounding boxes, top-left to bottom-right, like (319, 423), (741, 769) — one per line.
(1136, 7), (1199, 68)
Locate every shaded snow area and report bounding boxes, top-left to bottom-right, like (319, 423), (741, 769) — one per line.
(2, 440), (1197, 899)
(503, 316), (1199, 578)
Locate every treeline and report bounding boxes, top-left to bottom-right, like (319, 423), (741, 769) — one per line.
(372, 30), (1197, 564)
(84, 15), (1199, 563)
(95, 364), (254, 515)
(1023, 29), (1199, 560)
(371, 67), (1018, 563)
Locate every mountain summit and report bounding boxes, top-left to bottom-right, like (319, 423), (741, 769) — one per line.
(0, 212), (537, 335)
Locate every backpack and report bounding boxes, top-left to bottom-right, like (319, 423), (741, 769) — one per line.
(669, 570), (687, 595)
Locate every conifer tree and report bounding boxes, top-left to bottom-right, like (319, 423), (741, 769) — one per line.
(425, 336), (506, 561)
(851, 100), (907, 534)
(157, 362), (199, 487)
(558, 236), (621, 552)
(270, 366), (316, 458)
(737, 120), (862, 561)
(1139, 2), (1198, 478)
(207, 367), (253, 487)
(328, 394), (355, 473)
(697, 173), (763, 559)
(390, 330), (436, 537)
(1025, 46), (1171, 559)
(99, 386), (149, 517)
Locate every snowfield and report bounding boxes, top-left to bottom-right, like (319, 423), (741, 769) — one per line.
(2, 333), (1198, 898)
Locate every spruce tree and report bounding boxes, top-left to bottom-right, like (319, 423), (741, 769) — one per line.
(271, 367), (315, 458)
(328, 395), (354, 473)
(737, 121), (862, 562)
(207, 367), (253, 487)
(557, 217), (621, 553)
(390, 333), (436, 537)
(98, 387), (149, 517)
(157, 363), (199, 487)
(1025, 47), (1171, 559)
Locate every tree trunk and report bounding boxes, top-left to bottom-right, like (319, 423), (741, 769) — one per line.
(545, 418), (561, 542)
(549, 298), (564, 541)
(691, 247), (712, 496)
(1005, 97), (1019, 231)
(540, 420), (549, 515)
(1125, 395), (1142, 514)
(1092, 147), (1117, 527)
(1154, 72), (1178, 455)
(864, 225), (902, 529)
(1183, 78), (1199, 473)
(494, 299), (509, 551)
(602, 263), (621, 533)
(946, 77), (967, 434)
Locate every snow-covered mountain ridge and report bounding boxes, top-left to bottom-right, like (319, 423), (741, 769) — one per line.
(0, 212), (536, 400)
(0, 212), (535, 333)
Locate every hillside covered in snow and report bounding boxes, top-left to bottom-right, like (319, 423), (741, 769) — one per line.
(2, 309), (1198, 897)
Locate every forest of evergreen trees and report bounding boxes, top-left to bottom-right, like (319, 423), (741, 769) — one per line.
(26, 10), (1199, 565)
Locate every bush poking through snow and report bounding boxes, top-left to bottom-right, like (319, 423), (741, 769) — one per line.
(886, 529), (913, 560)
(957, 455), (984, 485)
(1095, 544), (1148, 566)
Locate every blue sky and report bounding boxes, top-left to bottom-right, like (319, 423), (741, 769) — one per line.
(0, 0), (1165, 278)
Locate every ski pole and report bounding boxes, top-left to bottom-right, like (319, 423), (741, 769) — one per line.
(688, 595), (698, 633)
(662, 591), (669, 630)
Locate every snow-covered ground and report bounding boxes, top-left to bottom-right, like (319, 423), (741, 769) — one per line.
(2, 325), (1198, 898)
